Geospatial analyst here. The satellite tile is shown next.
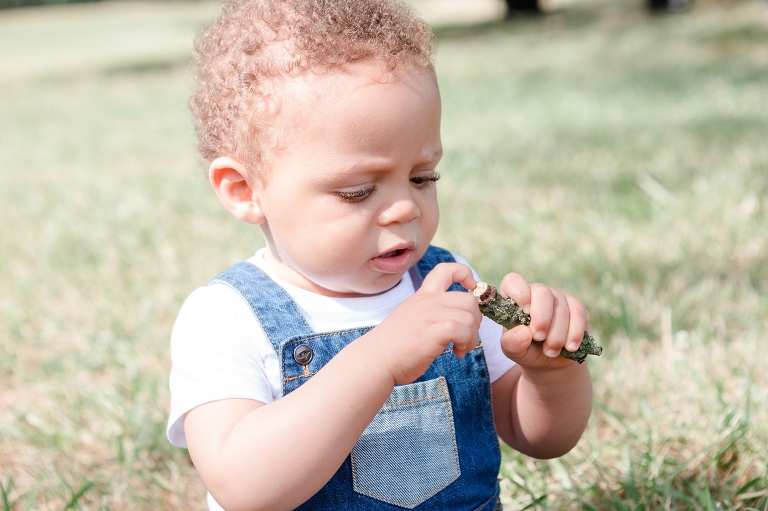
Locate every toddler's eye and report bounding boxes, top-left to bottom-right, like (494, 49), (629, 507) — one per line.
(338, 186), (376, 203)
(410, 172), (441, 188)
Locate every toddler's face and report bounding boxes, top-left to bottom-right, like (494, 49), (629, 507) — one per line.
(256, 61), (442, 297)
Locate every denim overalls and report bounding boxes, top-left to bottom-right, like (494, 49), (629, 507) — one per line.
(214, 245), (502, 510)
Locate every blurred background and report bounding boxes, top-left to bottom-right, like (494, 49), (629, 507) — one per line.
(1, 0), (766, 509)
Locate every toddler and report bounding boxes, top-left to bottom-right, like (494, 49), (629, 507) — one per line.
(167, 1), (594, 510)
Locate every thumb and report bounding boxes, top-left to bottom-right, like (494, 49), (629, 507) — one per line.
(500, 325), (535, 360)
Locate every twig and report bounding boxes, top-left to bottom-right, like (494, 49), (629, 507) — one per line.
(472, 282), (603, 364)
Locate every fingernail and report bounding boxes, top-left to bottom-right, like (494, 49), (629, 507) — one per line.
(567, 341), (580, 351)
(523, 305), (531, 315)
(545, 348), (559, 358)
(533, 331), (546, 341)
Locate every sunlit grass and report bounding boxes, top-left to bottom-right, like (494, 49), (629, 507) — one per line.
(1, 0), (766, 509)
(433, 1), (767, 509)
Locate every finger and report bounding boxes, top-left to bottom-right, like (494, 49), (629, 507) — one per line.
(421, 262), (476, 293)
(542, 290), (570, 357)
(437, 297), (482, 324)
(432, 318), (477, 358)
(499, 273), (531, 313)
(442, 291), (484, 323)
(564, 294), (590, 352)
(451, 324), (478, 358)
(528, 283), (554, 343)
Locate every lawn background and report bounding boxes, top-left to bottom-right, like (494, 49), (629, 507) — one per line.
(1, 0), (766, 509)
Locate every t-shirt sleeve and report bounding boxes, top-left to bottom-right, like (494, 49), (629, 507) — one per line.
(452, 254), (516, 383)
(166, 284), (275, 448)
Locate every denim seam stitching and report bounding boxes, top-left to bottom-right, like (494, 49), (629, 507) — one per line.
(380, 392), (445, 409)
(283, 328), (373, 347)
(282, 344), (485, 389)
(212, 277), (292, 396)
(349, 376), (461, 508)
(280, 330), (372, 391)
(284, 371), (316, 383)
(440, 375), (462, 497)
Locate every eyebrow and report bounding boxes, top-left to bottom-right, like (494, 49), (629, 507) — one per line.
(314, 146), (443, 182)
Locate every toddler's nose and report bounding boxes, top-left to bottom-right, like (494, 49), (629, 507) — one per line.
(377, 195), (421, 225)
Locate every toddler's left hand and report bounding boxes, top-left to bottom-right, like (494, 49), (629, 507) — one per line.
(497, 273), (590, 370)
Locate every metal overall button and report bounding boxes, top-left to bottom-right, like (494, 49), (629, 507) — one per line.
(293, 344), (313, 365)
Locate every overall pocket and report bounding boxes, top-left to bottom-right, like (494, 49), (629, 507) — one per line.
(350, 376), (460, 508)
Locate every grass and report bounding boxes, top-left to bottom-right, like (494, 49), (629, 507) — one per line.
(0, 0), (766, 509)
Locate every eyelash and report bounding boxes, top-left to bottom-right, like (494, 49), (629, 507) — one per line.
(338, 187), (376, 202)
(337, 172), (441, 203)
(410, 172), (441, 187)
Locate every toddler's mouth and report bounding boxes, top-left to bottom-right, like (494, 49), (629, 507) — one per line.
(380, 248), (406, 258)
(371, 245), (414, 273)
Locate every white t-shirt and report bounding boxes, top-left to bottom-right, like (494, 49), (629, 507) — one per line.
(167, 249), (515, 448)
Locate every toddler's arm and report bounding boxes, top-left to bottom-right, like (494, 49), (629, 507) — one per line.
(490, 273), (593, 459)
(184, 263), (481, 511)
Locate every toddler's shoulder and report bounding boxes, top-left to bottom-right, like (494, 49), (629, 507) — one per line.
(172, 280), (260, 340)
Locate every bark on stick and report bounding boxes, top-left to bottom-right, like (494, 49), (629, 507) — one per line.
(472, 282), (603, 364)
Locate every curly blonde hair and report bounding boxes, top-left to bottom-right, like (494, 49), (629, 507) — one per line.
(190, 0), (436, 177)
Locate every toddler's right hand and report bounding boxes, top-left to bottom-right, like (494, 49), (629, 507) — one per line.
(373, 263), (482, 385)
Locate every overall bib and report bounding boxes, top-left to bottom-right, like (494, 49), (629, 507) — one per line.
(213, 245), (502, 510)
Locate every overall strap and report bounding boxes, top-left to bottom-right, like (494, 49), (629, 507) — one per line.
(412, 245), (466, 293)
(211, 261), (314, 353)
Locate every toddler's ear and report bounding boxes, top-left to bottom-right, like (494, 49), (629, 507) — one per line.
(209, 157), (266, 225)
